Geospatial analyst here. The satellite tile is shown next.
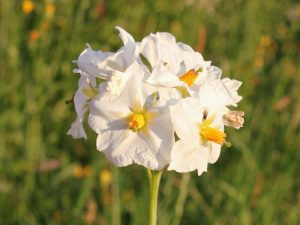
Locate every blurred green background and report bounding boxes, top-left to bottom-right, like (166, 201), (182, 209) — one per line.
(1, 0), (300, 224)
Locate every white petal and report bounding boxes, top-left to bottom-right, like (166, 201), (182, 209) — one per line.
(176, 42), (195, 53)
(120, 63), (147, 110)
(90, 95), (130, 122)
(147, 108), (175, 166)
(222, 78), (243, 104)
(88, 112), (108, 133)
(139, 32), (181, 73)
(116, 26), (135, 46)
(76, 45), (114, 79)
(96, 128), (171, 170)
(68, 75), (91, 140)
(106, 70), (129, 96)
(74, 81), (89, 117)
(177, 44), (207, 71)
(67, 117), (87, 139)
(197, 80), (236, 110)
(170, 97), (203, 146)
(133, 131), (169, 170)
(147, 61), (182, 87)
(143, 84), (181, 107)
(101, 28), (138, 72)
(97, 130), (134, 167)
(207, 142), (221, 164)
(191, 65), (220, 88)
(139, 35), (159, 68)
(206, 66), (222, 81)
(168, 140), (208, 175)
(88, 83), (129, 135)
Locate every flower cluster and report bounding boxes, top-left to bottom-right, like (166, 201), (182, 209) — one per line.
(68, 27), (244, 175)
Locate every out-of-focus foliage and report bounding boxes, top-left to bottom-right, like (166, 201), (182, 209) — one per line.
(0, 0), (300, 224)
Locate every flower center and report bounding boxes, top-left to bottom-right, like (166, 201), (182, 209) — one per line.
(200, 116), (226, 145)
(128, 113), (146, 131)
(179, 68), (202, 87)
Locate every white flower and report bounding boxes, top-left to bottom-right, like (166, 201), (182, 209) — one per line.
(138, 32), (210, 89)
(67, 75), (99, 139)
(138, 31), (243, 109)
(68, 27), (139, 139)
(138, 31), (235, 109)
(168, 97), (226, 175)
(88, 62), (175, 170)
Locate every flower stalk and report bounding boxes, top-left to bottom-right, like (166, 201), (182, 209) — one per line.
(148, 169), (162, 225)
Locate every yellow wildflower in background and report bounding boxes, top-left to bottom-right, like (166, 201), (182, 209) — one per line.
(100, 169), (112, 205)
(45, 3), (56, 18)
(260, 35), (272, 48)
(22, 0), (35, 14)
(100, 169), (112, 187)
(73, 165), (84, 177)
(73, 165), (92, 178)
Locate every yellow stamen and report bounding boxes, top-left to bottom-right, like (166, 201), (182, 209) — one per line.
(200, 126), (226, 145)
(128, 113), (145, 130)
(200, 116), (226, 145)
(179, 69), (200, 87)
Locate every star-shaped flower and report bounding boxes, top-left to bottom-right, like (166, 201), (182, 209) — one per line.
(168, 97), (226, 175)
(88, 62), (175, 170)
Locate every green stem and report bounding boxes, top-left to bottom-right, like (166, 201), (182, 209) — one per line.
(147, 168), (152, 189)
(147, 170), (162, 225)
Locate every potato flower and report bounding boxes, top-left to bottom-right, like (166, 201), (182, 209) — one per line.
(168, 97), (226, 175)
(68, 27), (139, 139)
(138, 31), (242, 109)
(88, 62), (175, 170)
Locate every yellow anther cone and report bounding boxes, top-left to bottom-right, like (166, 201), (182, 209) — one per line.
(179, 69), (199, 87)
(128, 113), (146, 130)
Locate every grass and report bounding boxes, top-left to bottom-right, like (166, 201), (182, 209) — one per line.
(1, 0), (300, 224)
